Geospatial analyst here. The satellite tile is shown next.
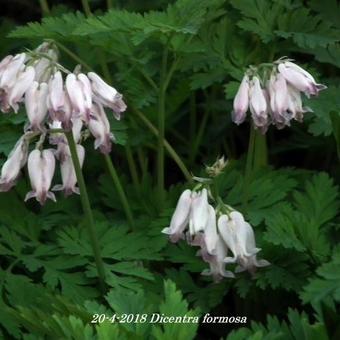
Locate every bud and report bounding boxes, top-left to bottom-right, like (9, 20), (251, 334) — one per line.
(205, 156), (228, 177)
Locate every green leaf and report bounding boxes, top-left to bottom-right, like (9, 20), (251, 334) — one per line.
(151, 280), (200, 340)
(330, 111), (340, 159)
(8, 12), (86, 39)
(275, 8), (339, 49)
(301, 250), (340, 305)
(227, 309), (328, 340)
(307, 86), (340, 136)
(293, 173), (339, 228)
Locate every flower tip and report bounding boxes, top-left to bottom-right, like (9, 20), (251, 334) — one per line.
(161, 227), (171, 235)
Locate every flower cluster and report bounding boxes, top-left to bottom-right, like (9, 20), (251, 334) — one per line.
(232, 58), (327, 133)
(162, 188), (269, 281)
(0, 43), (126, 204)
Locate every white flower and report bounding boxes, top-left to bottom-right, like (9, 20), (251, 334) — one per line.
(278, 62), (326, 97)
(88, 102), (114, 154)
(0, 55), (14, 76)
(48, 71), (65, 118)
(204, 205), (219, 255)
(0, 53), (26, 89)
(286, 85), (311, 122)
(25, 149), (56, 205)
(25, 81), (48, 131)
(218, 211), (269, 274)
(249, 77), (268, 128)
(7, 66), (36, 113)
(88, 72), (127, 119)
(232, 75), (249, 125)
(65, 73), (92, 121)
(162, 189), (192, 242)
(268, 72), (290, 128)
(0, 135), (29, 191)
(53, 144), (85, 196)
(201, 236), (235, 282)
(189, 188), (209, 235)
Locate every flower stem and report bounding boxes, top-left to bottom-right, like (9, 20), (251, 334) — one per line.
(242, 125), (256, 209)
(133, 107), (192, 182)
(157, 47), (168, 207)
(125, 145), (140, 188)
(103, 154), (135, 230)
(64, 131), (106, 293)
(253, 130), (268, 170)
(81, 0), (92, 17)
(39, 0), (50, 16)
(51, 41), (92, 72)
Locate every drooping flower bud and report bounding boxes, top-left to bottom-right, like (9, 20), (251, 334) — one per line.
(249, 77), (268, 128)
(0, 135), (29, 191)
(25, 81), (48, 131)
(25, 149), (56, 205)
(88, 72), (127, 119)
(232, 75), (249, 125)
(65, 73), (92, 121)
(48, 71), (65, 120)
(7, 66), (35, 113)
(189, 188), (209, 235)
(88, 103), (114, 154)
(268, 72), (290, 128)
(278, 62), (326, 97)
(162, 189), (192, 242)
(53, 144), (85, 196)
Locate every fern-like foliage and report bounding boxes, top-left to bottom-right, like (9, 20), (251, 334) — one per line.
(227, 308), (329, 340)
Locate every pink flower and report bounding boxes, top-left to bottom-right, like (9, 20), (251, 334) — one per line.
(218, 211), (269, 275)
(25, 81), (49, 131)
(232, 75), (249, 124)
(65, 73), (92, 121)
(201, 236), (235, 282)
(162, 189), (192, 242)
(0, 135), (29, 191)
(278, 62), (326, 97)
(53, 144), (85, 196)
(88, 103), (114, 154)
(249, 77), (268, 128)
(48, 71), (65, 119)
(88, 72), (127, 120)
(25, 149), (56, 205)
